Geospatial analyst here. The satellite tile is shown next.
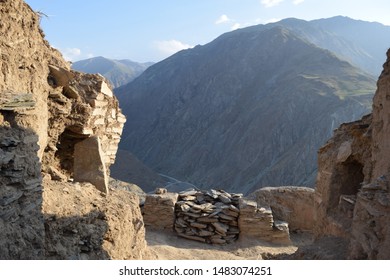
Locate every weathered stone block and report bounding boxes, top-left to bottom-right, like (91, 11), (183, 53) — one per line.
(99, 81), (113, 97)
(143, 192), (178, 229)
(73, 136), (109, 194)
(49, 65), (74, 87)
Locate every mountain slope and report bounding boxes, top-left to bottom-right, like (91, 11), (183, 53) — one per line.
(72, 56), (153, 88)
(116, 26), (376, 194)
(268, 16), (390, 76)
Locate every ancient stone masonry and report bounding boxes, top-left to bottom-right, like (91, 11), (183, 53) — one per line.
(143, 188), (292, 245)
(44, 67), (126, 193)
(238, 199), (291, 244)
(0, 0), (140, 260)
(175, 189), (242, 245)
(143, 188), (178, 229)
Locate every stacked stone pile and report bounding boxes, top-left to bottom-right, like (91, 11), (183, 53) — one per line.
(174, 189), (243, 245)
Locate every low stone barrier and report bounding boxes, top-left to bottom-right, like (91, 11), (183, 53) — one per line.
(143, 188), (291, 245)
(143, 189), (178, 229)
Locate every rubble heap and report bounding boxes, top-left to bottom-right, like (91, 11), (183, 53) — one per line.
(174, 189), (242, 245)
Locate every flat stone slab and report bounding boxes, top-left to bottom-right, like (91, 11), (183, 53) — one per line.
(73, 136), (108, 194)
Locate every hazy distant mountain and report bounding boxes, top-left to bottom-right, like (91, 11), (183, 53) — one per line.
(72, 56), (153, 88)
(115, 25), (376, 194)
(110, 149), (166, 193)
(267, 16), (390, 76)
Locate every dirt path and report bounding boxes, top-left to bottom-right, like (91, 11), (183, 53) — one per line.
(145, 228), (313, 260)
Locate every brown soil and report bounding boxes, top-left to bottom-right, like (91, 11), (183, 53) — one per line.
(144, 228), (313, 260)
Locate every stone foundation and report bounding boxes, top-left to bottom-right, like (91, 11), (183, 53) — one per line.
(143, 188), (291, 245)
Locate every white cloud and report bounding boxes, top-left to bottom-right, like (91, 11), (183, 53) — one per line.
(61, 47), (82, 61)
(231, 23), (241, 30)
(261, 0), (284, 8)
(293, 0), (304, 5)
(154, 40), (193, 56)
(215, 14), (231, 25)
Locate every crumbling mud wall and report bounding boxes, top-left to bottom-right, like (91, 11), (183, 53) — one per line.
(314, 115), (372, 238)
(44, 68), (126, 190)
(43, 180), (148, 260)
(314, 49), (390, 259)
(249, 186), (315, 232)
(0, 0), (147, 260)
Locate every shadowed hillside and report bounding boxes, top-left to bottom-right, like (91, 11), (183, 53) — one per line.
(116, 26), (376, 194)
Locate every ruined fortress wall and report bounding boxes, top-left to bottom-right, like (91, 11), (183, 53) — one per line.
(314, 50), (390, 259)
(0, 0), (146, 259)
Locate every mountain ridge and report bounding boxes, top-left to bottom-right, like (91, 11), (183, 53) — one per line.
(116, 24), (376, 194)
(72, 56), (153, 88)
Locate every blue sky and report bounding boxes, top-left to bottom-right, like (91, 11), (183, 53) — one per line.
(25, 0), (390, 63)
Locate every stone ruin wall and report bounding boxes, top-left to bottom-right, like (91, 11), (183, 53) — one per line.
(143, 188), (291, 245)
(0, 0), (146, 259)
(44, 65), (126, 193)
(314, 49), (390, 259)
(0, 0), (64, 258)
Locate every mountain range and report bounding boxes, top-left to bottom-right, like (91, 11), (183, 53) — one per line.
(265, 16), (390, 76)
(72, 56), (153, 88)
(114, 16), (386, 194)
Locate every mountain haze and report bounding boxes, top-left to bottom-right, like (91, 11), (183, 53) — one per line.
(116, 24), (376, 194)
(268, 16), (390, 76)
(72, 56), (153, 88)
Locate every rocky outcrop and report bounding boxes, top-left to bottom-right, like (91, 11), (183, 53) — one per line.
(313, 49), (390, 259)
(249, 186), (315, 232)
(0, 0), (146, 260)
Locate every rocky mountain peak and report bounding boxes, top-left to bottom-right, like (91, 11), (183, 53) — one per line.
(116, 23), (376, 194)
